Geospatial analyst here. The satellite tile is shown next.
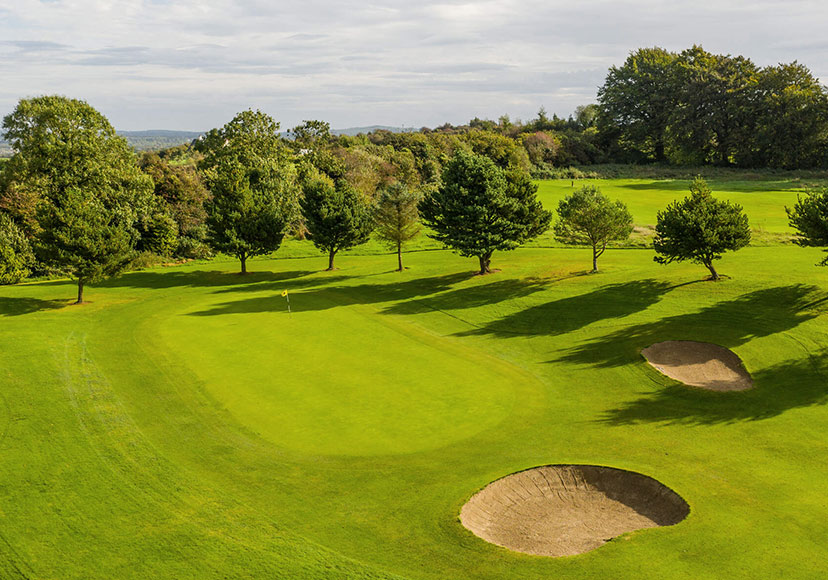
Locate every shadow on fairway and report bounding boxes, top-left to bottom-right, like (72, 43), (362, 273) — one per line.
(0, 296), (69, 316)
(602, 354), (828, 425)
(99, 269), (318, 290)
(452, 279), (679, 337)
(555, 284), (827, 369)
(186, 271), (476, 316)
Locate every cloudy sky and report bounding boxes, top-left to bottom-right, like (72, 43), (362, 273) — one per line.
(1, 0), (827, 131)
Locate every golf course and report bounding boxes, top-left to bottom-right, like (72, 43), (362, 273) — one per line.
(1, 178), (827, 579)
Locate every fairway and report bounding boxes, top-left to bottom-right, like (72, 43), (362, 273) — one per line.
(1, 179), (828, 578)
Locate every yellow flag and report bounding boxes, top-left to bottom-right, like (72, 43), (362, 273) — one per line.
(281, 290), (288, 297)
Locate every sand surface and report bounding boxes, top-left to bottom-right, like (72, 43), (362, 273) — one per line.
(642, 341), (753, 391)
(460, 465), (689, 557)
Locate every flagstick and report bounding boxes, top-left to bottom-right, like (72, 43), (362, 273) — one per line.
(286, 293), (291, 315)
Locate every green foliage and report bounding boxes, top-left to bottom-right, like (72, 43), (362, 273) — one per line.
(653, 177), (751, 279)
(0, 212), (33, 284)
(197, 110), (300, 273)
(300, 178), (374, 269)
(373, 183), (422, 270)
(1, 95), (153, 301)
(419, 150), (551, 273)
(140, 152), (210, 258)
(787, 188), (828, 265)
(554, 185), (633, 271)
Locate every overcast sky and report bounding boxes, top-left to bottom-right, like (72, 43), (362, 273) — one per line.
(1, 0), (827, 131)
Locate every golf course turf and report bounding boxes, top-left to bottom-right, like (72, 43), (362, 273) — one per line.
(1, 178), (827, 578)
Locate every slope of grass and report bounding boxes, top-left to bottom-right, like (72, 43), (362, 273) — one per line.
(1, 178), (827, 578)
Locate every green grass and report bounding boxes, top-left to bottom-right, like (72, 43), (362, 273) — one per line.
(1, 179), (828, 578)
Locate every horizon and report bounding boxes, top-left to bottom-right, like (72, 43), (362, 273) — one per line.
(3, 1), (828, 132)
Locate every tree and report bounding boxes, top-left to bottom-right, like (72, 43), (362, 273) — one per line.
(373, 183), (422, 271)
(419, 150), (551, 274)
(786, 188), (828, 265)
(554, 185), (633, 272)
(0, 213), (33, 284)
(300, 178), (374, 270)
(196, 110), (300, 274)
(653, 177), (750, 280)
(2, 96), (152, 302)
(597, 47), (678, 162)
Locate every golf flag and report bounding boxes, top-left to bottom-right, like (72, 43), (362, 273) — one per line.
(281, 289), (291, 314)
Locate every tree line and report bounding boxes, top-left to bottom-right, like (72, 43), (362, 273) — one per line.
(2, 95), (828, 303)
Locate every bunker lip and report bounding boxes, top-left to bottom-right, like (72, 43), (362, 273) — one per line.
(642, 341), (754, 391)
(460, 465), (689, 558)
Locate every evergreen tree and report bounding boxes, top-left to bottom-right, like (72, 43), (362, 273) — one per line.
(419, 150), (551, 274)
(786, 188), (828, 265)
(653, 177), (750, 280)
(300, 178), (373, 270)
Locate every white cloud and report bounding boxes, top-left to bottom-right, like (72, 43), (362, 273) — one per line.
(0, 0), (826, 130)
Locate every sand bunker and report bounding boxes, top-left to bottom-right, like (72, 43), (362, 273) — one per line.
(460, 465), (689, 557)
(641, 341), (753, 391)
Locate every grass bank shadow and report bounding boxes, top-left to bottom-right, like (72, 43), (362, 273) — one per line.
(602, 354), (828, 425)
(555, 284), (826, 369)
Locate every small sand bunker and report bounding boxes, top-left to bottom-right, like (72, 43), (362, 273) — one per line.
(642, 341), (753, 391)
(460, 465), (689, 557)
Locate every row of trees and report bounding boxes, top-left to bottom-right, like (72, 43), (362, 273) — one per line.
(2, 95), (827, 303)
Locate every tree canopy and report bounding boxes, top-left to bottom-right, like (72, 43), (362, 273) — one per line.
(419, 150), (551, 274)
(653, 177), (750, 280)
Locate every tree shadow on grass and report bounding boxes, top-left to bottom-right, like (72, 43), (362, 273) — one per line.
(0, 297), (69, 316)
(602, 354), (828, 425)
(555, 284), (827, 369)
(450, 279), (680, 337)
(98, 269), (319, 290)
(186, 271), (476, 316)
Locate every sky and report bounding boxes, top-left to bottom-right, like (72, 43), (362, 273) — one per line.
(1, 0), (827, 132)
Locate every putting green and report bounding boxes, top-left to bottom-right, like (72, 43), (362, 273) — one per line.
(156, 287), (529, 455)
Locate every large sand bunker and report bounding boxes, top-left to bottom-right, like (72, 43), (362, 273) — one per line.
(641, 341), (753, 391)
(459, 465), (689, 557)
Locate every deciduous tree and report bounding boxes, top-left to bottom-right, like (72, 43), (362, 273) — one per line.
(373, 183), (421, 271)
(786, 188), (828, 265)
(554, 185), (633, 272)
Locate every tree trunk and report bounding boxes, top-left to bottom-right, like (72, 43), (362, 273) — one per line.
(76, 279), (84, 305)
(705, 261), (719, 281)
(327, 248), (336, 271)
(240, 254), (247, 275)
(478, 253), (492, 275)
(396, 241), (403, 272)
(654, 139), (666, 163)
(592, 245), (599, 273)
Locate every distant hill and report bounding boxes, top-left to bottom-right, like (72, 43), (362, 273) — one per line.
(119, 130), (204, 152)
(0, 126), (417, 157)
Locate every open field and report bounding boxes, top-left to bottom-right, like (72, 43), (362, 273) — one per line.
(1, 179), (828, 578)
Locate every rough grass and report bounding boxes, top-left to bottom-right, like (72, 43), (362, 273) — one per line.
(1, 179), (828, 578)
